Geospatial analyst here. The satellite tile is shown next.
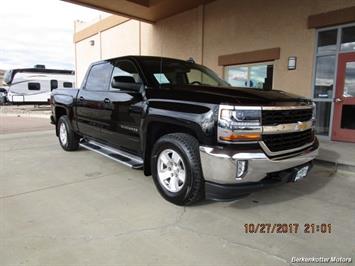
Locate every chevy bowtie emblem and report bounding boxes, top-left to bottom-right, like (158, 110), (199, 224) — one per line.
(296, 121), (307, 131)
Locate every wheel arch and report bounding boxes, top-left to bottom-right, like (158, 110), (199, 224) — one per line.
(143, 121), (200, 176)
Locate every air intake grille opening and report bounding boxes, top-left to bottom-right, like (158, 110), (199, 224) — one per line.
(262, 129), (314, 152)
(262, 109), (312, 125)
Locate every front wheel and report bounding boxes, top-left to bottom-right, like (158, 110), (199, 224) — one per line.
(151, 133), (204, 206)
(57, 115), (80, 151)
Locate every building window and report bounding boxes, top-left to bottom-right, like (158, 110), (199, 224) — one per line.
(315, 101), (332, 135)
(224, 63), (273, 90)
(313, 55), (336, 99)
(28, 82), (40, 91)
(317, 29), (337, 53)
(341, 26), (355, 51)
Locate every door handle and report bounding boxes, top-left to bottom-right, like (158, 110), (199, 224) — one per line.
(79, 96), (85, 102)
(335, 98), (343, 103)
(104, 98), (111, 104)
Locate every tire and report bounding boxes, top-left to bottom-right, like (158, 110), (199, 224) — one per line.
(151, 133), (204, 206)
(57, 115), (80, 151)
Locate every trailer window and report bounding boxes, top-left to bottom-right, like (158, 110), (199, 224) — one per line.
(28, 82), (41, 91)
(63, 82), (73, 88)
(50, 80), (58, 91)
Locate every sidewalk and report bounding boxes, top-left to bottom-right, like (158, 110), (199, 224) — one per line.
(317, 138), (355, 172)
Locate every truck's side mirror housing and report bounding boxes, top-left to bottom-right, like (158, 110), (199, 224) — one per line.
(111, 76), (141, 91)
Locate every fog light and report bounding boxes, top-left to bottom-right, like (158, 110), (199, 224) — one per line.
(236, 160), (248, 179)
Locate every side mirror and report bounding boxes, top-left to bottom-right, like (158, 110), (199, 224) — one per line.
(111, 76), (141, 91)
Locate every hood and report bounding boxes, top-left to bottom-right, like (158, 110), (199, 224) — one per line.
(146, 85), (312, 106)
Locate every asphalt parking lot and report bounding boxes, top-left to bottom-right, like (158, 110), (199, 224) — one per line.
(1, 117), (355, 265)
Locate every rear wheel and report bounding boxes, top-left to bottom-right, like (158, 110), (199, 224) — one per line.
(57, 115), (80, 151)
(151, 133), (204, 206)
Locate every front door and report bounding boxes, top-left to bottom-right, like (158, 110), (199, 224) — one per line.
(332, 52), (355, 142)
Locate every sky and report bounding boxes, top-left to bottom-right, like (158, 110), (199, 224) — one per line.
(0, 0), (107, 71)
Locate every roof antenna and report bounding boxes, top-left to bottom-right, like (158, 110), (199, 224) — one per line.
(187, 57), (195, 64)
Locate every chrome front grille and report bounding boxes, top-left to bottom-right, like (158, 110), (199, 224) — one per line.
(260, 106), (315, 156)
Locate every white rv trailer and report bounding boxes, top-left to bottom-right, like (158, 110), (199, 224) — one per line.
(3, 66), (75, 104)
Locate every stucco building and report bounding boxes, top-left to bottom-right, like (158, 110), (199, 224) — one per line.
(72, 0), (355, 142)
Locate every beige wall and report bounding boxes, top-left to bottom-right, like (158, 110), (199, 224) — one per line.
(141, 7), (203, 63)
(75, 0), (355, 95)
(203, 0), (355, 97)
(75, 33), (101, 86)
(101, 20), (140, 59)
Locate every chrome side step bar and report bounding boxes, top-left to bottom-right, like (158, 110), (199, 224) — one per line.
(79, 139), (143, 169)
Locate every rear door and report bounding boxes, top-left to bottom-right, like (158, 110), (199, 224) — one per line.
(76, 62), (113, 142)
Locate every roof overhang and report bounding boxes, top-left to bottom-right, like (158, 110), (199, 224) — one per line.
(63, 0), (214, 23)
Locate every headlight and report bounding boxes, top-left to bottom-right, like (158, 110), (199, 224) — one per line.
(218, 105), (262, 142)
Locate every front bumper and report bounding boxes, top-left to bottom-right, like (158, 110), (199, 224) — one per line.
(205, 162), (313, 200)
(200, 138), (319, 199)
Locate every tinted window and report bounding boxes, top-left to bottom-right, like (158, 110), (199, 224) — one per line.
(50, 80), (58, 91)
(341, 26), (355, 51)
(110, 61), (142, 90)
(187, 69), (219, 86)
(28, 82), (40, 91)
(85, 63), (113, 91)
(317, 29), (337, 53)
(141, 59), (229, 87)
(63, 82), (73, 88)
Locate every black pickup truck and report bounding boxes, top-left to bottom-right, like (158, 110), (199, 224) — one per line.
(51, 56), (319, 206)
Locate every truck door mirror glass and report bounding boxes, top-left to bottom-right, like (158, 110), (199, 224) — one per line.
(111, 76), (141, 91)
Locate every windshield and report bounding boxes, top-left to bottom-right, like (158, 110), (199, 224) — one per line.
(140, 58), (230, 88)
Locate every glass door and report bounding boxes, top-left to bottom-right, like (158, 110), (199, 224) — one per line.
(332, 52), (355, 142)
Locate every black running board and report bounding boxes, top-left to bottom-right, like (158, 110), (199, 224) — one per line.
(79, 140), (143, 169)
